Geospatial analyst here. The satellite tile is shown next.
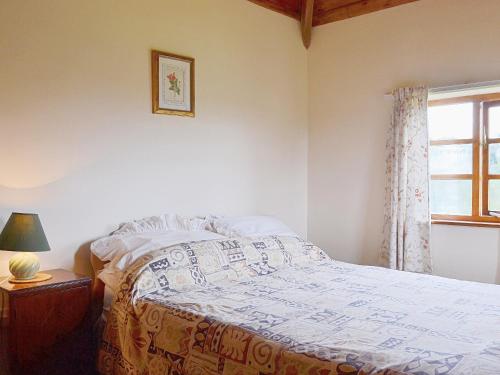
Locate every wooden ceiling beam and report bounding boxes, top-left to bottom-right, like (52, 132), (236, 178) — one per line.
(301, 0), (315, 48)
(313, 0), (419, 26)
(247, 0), (422, 42)
(247, 0), (301, 20)
(315, 0), (361, 12)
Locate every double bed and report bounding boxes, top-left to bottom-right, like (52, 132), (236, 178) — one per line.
(90, 216), (500, 374)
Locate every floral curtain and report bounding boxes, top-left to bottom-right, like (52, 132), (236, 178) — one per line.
(380, 87), (432, 273)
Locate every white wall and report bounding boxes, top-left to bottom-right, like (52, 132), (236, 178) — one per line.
(2, 0), (499, 285)
(431, 225), (500, 284)
(0, 0), (308, 276)
(308, 0), (500, 284)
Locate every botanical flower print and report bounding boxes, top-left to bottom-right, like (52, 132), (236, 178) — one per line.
(167, 72), (181, 96)
(380, 87), (432, 274)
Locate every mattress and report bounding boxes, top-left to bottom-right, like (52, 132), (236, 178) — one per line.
(98, 236), (500, 375)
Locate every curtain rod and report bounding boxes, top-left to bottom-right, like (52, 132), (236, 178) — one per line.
(430, 79), (500, 94)
(384, 79), (500, 97)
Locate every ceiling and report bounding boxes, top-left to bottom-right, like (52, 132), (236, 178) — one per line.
(248, 0), (419, 26)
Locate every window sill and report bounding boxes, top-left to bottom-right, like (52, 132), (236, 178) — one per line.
(432, 220), (500, 228)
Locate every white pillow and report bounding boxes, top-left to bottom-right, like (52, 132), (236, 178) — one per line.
(111, 213), (211, 235)
(211, 216), (296, 237)
(90, 213), (215, 262)
(91, 229), (225, 265)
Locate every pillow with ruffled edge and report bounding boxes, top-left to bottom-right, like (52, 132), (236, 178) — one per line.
(91, 214), (220, 261)
(111, 213), (215, 235)
(210, 215), (296, 238)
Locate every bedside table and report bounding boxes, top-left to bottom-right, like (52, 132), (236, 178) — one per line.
(0, 269), (93, 375)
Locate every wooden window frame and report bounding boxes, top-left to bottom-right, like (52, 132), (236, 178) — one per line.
(429, 93), (500, 227)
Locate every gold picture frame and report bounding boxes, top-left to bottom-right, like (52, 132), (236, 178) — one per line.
(151, 50), (195, 117)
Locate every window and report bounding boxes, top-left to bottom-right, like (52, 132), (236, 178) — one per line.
(429, 93), (500, 226)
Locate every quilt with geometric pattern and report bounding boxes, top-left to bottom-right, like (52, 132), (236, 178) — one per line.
(98, 236), (500, 374)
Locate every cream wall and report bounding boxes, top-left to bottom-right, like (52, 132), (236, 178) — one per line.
(0, 0), (308, 276)
(2, 0), (499, 285)
(308, 0), (500, 284)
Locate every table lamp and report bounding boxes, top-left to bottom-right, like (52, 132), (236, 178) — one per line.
(0, 213), (52, 283)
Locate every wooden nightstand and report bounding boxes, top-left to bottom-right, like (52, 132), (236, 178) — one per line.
(0, 269), (93, 375)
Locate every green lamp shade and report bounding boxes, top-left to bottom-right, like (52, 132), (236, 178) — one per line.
(0, 213), (50, 252)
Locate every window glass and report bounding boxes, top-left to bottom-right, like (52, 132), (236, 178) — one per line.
(428, 103), (473, 140)
(488, 106), (500, 138)
(430, 180), (472, 215)
(489, 143), (500, 174)
(488, 180), (500, 212)
(430, 144), (472, 174)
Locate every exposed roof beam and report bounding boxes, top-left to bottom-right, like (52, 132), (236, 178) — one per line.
(247, 0), (301, 20)
(313, 0), (419, 26)
(301, 0), (315, 48)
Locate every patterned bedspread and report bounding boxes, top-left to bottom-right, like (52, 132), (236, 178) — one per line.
(98, 236), (500, 375)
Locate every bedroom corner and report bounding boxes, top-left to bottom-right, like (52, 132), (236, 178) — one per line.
(1, 0), (500, 374)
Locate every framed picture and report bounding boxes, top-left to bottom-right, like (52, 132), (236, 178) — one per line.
(151, 50), (195, 117)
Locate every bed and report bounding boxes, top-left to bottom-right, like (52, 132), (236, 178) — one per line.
(91, 233), (500, 375)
